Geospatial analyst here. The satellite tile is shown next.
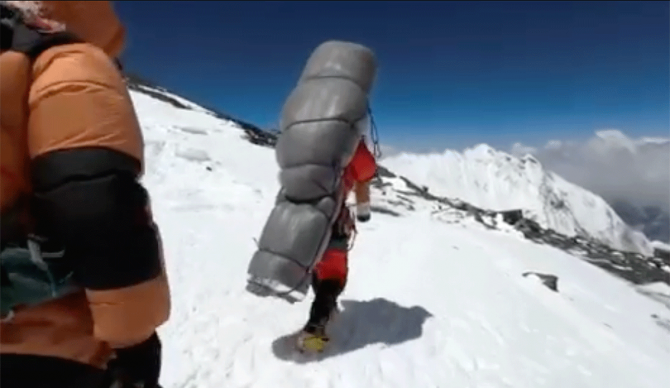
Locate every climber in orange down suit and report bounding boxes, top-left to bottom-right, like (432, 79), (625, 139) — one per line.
(304, 139), (377, 333)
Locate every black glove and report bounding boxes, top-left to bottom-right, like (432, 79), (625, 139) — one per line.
(107, 332), (163, 388)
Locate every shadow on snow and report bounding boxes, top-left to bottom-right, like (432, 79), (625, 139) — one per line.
(271, 297), (433, 363)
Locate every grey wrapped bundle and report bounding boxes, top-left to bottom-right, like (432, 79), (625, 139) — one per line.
(246, 40), (377, 302)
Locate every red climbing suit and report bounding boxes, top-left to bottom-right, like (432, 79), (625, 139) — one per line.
(313, 139), (377, 286)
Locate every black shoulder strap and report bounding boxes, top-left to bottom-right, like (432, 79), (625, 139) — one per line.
(1, 3), (83, 62)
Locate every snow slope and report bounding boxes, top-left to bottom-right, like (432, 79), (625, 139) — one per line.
(382, 145), (653, 256)
(128, 85), (670, 388)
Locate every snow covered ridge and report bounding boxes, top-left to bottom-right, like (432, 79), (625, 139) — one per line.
(124, 77), (668, 286)
(124, 73), (277, 148)
(381, 144), (654, 256)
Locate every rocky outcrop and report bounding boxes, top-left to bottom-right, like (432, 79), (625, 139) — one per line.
(654, 246), (670, 262)
(523, 272), (559, 292)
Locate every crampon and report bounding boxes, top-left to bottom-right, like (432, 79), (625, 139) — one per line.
(296, 325), (330, 353)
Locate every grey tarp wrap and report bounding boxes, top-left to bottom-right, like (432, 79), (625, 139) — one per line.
(246, 40), (377, 303)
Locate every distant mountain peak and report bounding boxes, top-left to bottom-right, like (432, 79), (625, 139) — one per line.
(382, 144), (654, 256)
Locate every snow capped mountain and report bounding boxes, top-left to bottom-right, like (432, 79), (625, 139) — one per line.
(382, 144), (653, 256)
(511, 129), (670, 244)
(123, 76), (670, 388)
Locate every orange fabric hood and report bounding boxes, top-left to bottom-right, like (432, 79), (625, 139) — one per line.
(41, 1), (125, 58)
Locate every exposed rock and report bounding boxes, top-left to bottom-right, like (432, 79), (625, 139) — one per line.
(523, 272), (559, 292)
(500, 209), (523, 226)
(654, 247), (670, 261)
(651, 314), (670, 333)
(370, 205), (401, 217)
(376, 166), (397, 178)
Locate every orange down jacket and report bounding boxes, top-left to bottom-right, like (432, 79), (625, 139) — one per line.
(0, 1), (170, 368)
